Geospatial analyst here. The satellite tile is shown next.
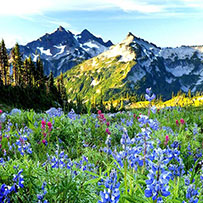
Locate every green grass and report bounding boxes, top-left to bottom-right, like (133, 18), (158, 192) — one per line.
(0, 106), (202, 202)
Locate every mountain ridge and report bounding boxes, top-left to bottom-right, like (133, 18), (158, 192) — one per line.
(8, 27), (203, 100)
(61, 32), (203, 101)
(16, 26), (113, 76)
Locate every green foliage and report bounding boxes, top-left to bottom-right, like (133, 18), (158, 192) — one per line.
(62, 56), (137, 102)
(0, 106), (203, 202)
(0, 40), (68, 112)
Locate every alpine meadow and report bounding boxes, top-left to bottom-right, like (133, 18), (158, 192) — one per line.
(0, 0), (203, 202)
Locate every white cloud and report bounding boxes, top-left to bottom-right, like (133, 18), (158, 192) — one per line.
(44, 20), (71, 29)
(105, 0), (164, 13)
(0, 0), (165, 15)
(1, 0), (203, 17)
(180, 0), (203, 8)
(0, 34), (27, 48)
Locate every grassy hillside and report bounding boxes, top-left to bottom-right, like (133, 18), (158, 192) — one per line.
(63, 55), (137, 102)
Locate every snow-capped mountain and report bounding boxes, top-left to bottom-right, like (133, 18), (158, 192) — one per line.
(18, 26), (113, 76)
(62, 32), (203, 100)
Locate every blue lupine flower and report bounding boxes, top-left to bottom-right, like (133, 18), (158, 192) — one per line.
(145, 167), (171, 200)
(0, 184), (10, 202)
(46, 107), (63, 117)
(185, 177), (190, 186)
(120, 128), (131, 147)
(37, 182), (48, 203)
(103, 134), (112, 155)
(193, 123), (198, 135)
(145, 147), (173, 201)
(138, 115), (159, 131)
(67, 109), (77, 120)
(145, 88), (156, 102)
(13, 169), (24, 188)
(42, 182), (47, 190)
(37, 194), (44, 200)
(151, 106), (157, 114)
(157, 197), (164, 203)
(186, 184), (199, 203)
(0, 158), (5, 165)
(146, 88), (152, 95)
(98, 170), (120, 203)
(170, 141), (180, 149)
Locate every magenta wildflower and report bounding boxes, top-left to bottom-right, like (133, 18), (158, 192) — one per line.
(106, 128), (111, 135)
(165, 135), (169, 142)
(41, 120), (46, 129)
(180, 118), (185, 125)
(41, 120), (46, 125)
(47, 121), (52, 131)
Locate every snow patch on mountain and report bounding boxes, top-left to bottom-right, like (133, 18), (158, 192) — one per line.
(54, 45), (66, 57)
(82, 40), (109, 57)
(166, 65), (194, 77)
(102, 44), (135, 62)
(17, 26), (113, 76)
(37, 47), (52, 56)
(83, 41), (99, 49)
(32, 54), (38, 62)
(160, 46), (203, 61)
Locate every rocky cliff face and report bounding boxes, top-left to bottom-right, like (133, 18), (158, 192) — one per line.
(62, 32), (203, 100)
(18, 26), (113, 76)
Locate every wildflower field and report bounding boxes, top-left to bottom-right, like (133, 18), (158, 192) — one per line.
(0, 90), (203, 203)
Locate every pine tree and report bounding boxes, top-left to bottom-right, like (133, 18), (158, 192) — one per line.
(48, 71), (57, 95)
(27, 56), (36, 87)
(36, 56), (44, 87)
(0, 68), (3, 86)
(59, 72), (66, 99)
(0, 39), (9, 85)
(11, 43), (23, 86)
(23, 58), (29, 86)
(57, 72), (67, 110)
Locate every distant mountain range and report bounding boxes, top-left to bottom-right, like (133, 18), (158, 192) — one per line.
(18, 26), (113, 76)
(62, 32), (203, 100)
(16, 26), (203, 100)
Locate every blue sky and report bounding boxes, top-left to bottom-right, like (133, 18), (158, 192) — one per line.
(0, 0), (203, 48)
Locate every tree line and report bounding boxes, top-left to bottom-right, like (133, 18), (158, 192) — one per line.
(0, 39), (125, 113)
(0, 39), (64, 111)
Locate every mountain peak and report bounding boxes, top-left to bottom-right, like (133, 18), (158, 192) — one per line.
(57, 26), (66, 32)
(127, 32), (135, 37)
(81, 29), (92, 35)
(124, 32), (159, 49)
(122, 32), (136, 45)
(77, 29), (113, 47)
(80, 29), (95, 39)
